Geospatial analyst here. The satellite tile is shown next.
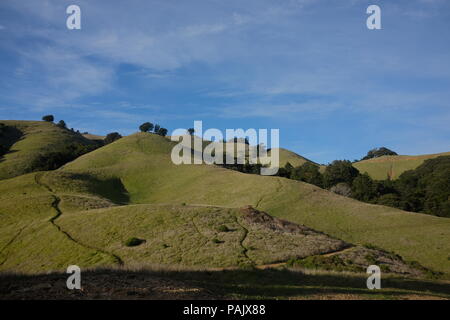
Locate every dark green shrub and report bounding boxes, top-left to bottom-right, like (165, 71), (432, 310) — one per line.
(56, 120), (67, 129)
(42, 115), (54, 122)
(352, 173), (376, 201)
(291, 162), (323, 188)
(139, 122), (154, 132)
(361, 147), (397, 161)
(217, 225), (230, 232)
(104, 132), (122, 144)
(157, 127), (168, 137)
(323, 160), (359, 189)
(124, 237), (145, 247)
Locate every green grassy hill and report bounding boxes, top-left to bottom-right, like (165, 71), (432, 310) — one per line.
(1, 131), (449, 277)
(0, 120), (98, 180)
(268, 148), (317, 168)
(353, 152), (450, 180)
(171, 135), (317, 169)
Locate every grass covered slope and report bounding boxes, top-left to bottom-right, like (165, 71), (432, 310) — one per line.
(270, 148), (317, 168)
(56, 204), (352, 268)
(0, 168), (428, 276)
(353, 151), (450, 180)
(0, 173), (119, 273)
(1, 132), (449, 276)
(0, 120), (98, 180)
(56, 133), (450, 275)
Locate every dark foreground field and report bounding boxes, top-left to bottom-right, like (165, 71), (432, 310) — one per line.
(1, 267), (449, 300)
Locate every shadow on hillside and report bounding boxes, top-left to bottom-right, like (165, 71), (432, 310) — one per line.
(89, 176), (130, 205)
(0, 126), (23, 162)
(1, 268), (449, 300)
(61, 172), (130, 204)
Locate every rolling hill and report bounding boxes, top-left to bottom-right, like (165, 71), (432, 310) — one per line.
(269, 148), (318, 168)
(353, 152), (450, 180)
(82, 133), (105, 142)
(1, 129), (449, 278)
(0, 120), (99, 180)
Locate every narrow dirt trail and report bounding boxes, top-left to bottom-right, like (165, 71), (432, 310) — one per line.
(320, 246), (355, 257)
(188, 203), (235, 209)
(233, 216), (256, 266)
(34, 172), (124, 266)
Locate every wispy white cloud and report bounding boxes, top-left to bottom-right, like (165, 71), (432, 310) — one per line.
(0, 0), (449, 162)
(8, 46), (114, 110)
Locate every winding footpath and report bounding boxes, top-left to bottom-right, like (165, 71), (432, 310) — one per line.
(34, 172), (124, 266)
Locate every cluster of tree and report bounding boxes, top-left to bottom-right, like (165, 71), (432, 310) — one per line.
(278, 160), (359, 190)
(42, 115), (54, 122)
(194, 150), (262, 174)
(43, 114), (125, 148)
(360, 147), (397, 161)
(221, 159), (262, 174)
(56, 120), (67, 129)
(43, 115), (65, 129)
(42, 115), (84, 135)
(104, 132), (122, 145)
(28, 143), (99, 172)
(352, 156), (450, 217)
(276, 156), (450, 218)
(139, 122), (168, 136)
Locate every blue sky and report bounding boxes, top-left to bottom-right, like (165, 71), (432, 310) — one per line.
(0, 0), (449, 164)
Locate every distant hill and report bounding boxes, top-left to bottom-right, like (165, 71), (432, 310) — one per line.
(82, 133), (105, 142)
(268, 148), (317, 168)
(170, 136), (317, 169)
(353, 151), (450, 180)
(0, 120), (98, 180)
(0, 132), (449, 276)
